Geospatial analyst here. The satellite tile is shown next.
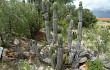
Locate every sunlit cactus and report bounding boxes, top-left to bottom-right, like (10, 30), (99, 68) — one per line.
(42, 0), (46, 13)
(78, 1), (83, 22)
(52, 2), (58, 44)
(72, 1), (83, 69)
(51, 52), (57, 69)
(42, 0), (51, 45)
(76, 1), (83, 50)
(46, 0), (50, 12)
(79, 1), (82, 6)
(68, 20), (74, 51)
(56, 34), (63, 70)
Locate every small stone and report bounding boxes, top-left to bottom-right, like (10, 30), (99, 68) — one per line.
(79, 57), (87, 63)
(104, 63), (110, 69)
(14, 39), (19, 45)
(0, 47), (3, 58)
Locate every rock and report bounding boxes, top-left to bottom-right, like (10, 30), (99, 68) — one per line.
(23, 51), (30, 56)
(40, 46), (49, 58)
(43, 58), (51, 64)
(98, 54), (109, 64)
(79, 50), (91, 59)
(79, 57), (87, 63)
(0, 47), (3, 58)
(20, 39), (29, 51)
(38, 66), (44, 70)
(14, 39), (19, 45)
(98, 54), (110, 70)
(104, 63), (110, 69)
(2, 56), (8, 61)
(2, 48), (8, 56)
(91, 57), (97, 61)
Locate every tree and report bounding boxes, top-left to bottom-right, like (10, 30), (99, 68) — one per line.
(82, 9), (97, 27)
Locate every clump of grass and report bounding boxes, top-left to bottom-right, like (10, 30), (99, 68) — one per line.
(17, 61), (31, 70)
(87, 60), (105, 70)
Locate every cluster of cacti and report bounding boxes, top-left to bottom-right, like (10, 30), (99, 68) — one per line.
(0, 1), (83, 70)
(30, 1), (83, 70)
(50, 34), (64, 70)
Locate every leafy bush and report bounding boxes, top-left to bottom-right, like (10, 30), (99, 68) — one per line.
(0, 0), (40, 38)
(82, 9), (97, 27)
(17, 61), (31, 70)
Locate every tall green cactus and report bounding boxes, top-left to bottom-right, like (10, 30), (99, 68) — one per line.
(72, 1), (83, 69)
(52, 2), (58, 44)
(50, 43), (57, 69)
(56, 34), (63, 70)
(76, 1), (83, 50)
(68, 20), (74, 51)
(42, 0), (51, 45)
(68, 20), (74, 64)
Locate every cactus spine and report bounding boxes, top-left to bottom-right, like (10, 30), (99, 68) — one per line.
(42, 0), (51, 45)
(52, 2), (58, 44)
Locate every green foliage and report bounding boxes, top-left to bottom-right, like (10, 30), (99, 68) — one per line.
(88, 61), (105, 70)
(50, 0), (73, 4)
(98, 27), (110, 52)
(82, 9), (97, 27)
(0, 0), (39, 38)
(17, 61), (31, 70)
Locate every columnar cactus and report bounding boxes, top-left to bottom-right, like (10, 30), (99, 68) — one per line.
(72, 1), (83, 69)
(76, 1), (83, 50)
(56, 34), (63, 70)
(52, 2), (58, 44)
(22, 0), (25, 3)
(68, 20), (74, 64)
(68, 20), (74, 51)
(42, 0), (51, 45)
(50, 44), (57, 69)
(31, 40), (46, 64)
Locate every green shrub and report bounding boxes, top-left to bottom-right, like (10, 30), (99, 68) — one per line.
(0, 0), (41, 38)
(82, 9), (97, 28)
(17, 61), (31, 70)
(88, 61), (105, 70)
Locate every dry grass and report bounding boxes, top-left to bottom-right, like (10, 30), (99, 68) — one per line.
(96, 21), (110, 26)
(97, 18), (110, 21)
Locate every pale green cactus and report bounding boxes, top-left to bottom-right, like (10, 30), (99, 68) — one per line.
(52, 2), (58, 44)
(51, 52), (57, 69)
(68, 20), (74, 51)
(56, 34), (63, 70)
(58, 34), (63, 47)
(78, 1), (83, 22)
(42, 0), (51, 45)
